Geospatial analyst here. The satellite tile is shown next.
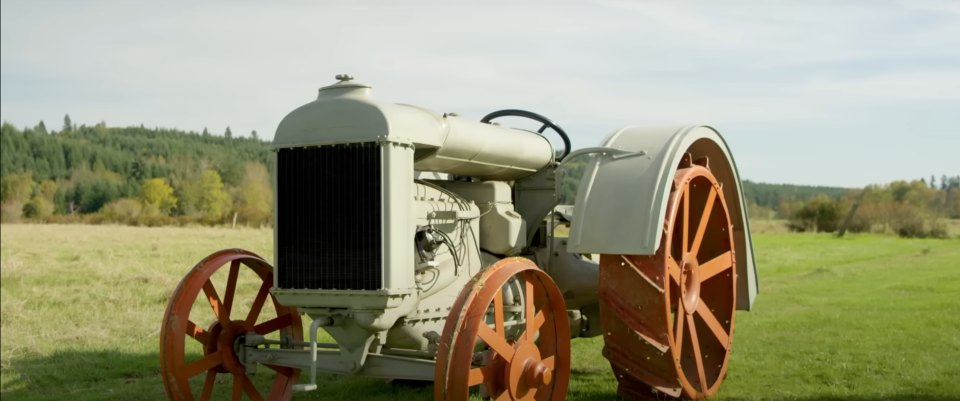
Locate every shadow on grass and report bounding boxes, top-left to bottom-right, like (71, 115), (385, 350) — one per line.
(1, 348), (439, 401)
(2, 349), (165, 401)
(1, 349), (440, 401)
(4, 350), (954, 401)
(2, 349), (605, 401)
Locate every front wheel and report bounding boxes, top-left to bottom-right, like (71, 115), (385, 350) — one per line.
(160, 249), (303, 401)
(434, 257), (571, 401)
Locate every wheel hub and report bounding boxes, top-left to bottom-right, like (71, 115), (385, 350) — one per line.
(680, 257), (701, 314)
(523, 359), (552, 387)
(506, 341), (552, 399)
(204, 320), (249, 374)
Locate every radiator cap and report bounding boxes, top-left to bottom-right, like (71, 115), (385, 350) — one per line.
(318, 74), (371, 98)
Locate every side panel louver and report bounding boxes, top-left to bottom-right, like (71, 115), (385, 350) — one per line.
(276, 143), (382, 290)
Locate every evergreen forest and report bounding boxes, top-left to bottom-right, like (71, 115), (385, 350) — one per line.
(1, 117), (272, 226)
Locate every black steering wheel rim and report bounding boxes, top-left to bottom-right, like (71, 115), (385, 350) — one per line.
(480, 109), (571, 161)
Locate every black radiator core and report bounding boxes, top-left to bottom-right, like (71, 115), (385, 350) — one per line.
(276, 143), (382, 290)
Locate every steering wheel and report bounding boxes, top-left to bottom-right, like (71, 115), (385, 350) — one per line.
(480, 109), (571, 161)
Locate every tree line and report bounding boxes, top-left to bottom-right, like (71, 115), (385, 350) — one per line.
(1, 117), (273, 226)
(2, 116), (957, 235)
(745, 177), (960, 238)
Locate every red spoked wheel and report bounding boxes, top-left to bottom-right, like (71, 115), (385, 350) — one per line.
(160, 249), (303, 401)
(599, 158), (737, 400)
(435, 257), (570, 401)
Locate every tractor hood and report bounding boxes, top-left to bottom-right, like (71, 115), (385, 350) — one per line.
(273, 77), (448, 149)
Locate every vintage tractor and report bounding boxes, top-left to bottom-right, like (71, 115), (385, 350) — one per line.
(160, 75), (758, 401)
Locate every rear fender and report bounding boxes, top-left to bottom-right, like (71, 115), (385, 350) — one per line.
(567, 125), (758, 310)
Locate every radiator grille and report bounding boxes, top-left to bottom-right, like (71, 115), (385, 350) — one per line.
(276, 143), (382, 290)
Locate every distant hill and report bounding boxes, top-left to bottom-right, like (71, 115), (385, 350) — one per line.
(1, 120), (271, 223)
(1, 121), (269, 185)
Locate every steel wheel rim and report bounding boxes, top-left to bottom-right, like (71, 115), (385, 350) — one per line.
(435, 257), (571, 401)
(664, 165), (737, 398)
(160, 249), (302, 401)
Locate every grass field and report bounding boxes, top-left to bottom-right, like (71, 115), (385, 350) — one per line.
(1, 224), (958, 401)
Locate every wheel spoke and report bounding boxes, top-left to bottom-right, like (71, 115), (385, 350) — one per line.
(531, 310), (545, 333)
(267, 378), (287, 401)
(222, 261), (240, 318)
(683, 183), (690, 254)
(468, 367), (485, 386)
(245, 281), (270, 326)
(186, 320), (210, 345)
(183, 352), (222, 378)
(543, 355), (555, 369)
(667, 256), (681, 283)
(700, 251), (733, 282)
(232, 373), (243, 401)
(478, 324), (515, 359)
(696, 301), (730, 349)
(199, 370), (216, 401)
(691, 188), (717, 258)
(494, 288), (505, 335)
(202, 279), (230, 327)
(254, 314), (293, 335)
(675, 303), (685, 354)
(239, 373), (266, 401)
(687, 314), (707, 390)
(525, 277), (536, 337)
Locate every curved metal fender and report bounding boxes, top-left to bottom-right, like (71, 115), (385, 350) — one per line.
(567, 125), (758, 310)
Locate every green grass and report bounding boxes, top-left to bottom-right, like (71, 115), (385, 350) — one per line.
(1, 225), (958, 400)
(719, 233), (960, 400)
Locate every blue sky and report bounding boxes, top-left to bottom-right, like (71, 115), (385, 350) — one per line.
(2, 1), (958, 187)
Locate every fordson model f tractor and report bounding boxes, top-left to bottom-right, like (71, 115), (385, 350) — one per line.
(160, 75), (758, 401)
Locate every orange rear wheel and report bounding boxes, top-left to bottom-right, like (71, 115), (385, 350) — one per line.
(600, 161), (737, 400)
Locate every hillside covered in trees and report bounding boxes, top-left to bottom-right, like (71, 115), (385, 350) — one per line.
(1, 117), (957, 237)
(1, 117), (273, 225)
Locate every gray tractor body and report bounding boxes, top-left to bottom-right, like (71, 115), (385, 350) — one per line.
(244, 76), (757, 387)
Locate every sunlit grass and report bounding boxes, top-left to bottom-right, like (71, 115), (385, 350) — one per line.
(1, 225), (958, 400)
(718, 233), (960, 400)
